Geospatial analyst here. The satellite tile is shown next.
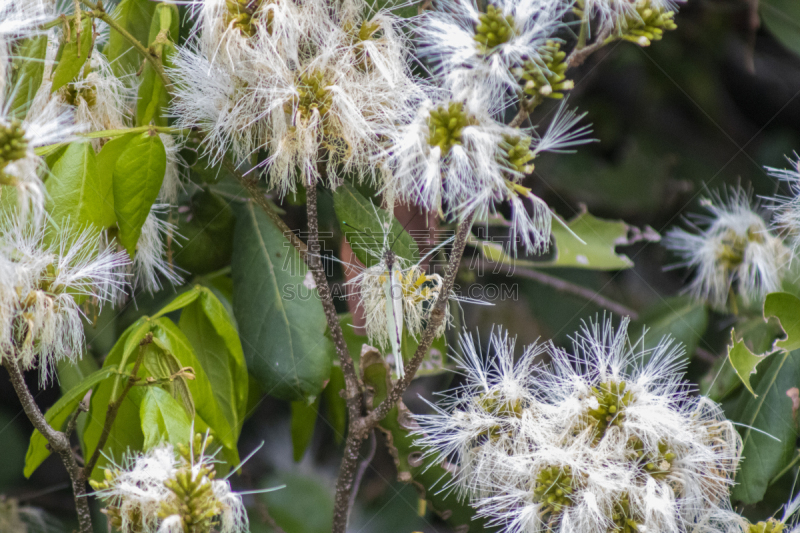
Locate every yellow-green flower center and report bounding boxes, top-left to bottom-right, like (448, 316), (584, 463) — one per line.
(609, 493), (643, 533)
(65, 83), (97, 108)
(629, 438), (676, 479)
(748, 519), (786, 533)
(294, 70), (333, 121)
(225, 0), (273, 36)
(0, 120), (28, 169)
(428, 102), (472, 156)
(587, 380), (634, 442)
(514, 40), (574, 102)
(616, 0), (677, 47)
(473, 4), (516, 55)
(532, 465), (580, 518)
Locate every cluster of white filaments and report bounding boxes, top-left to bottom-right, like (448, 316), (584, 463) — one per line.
(90, 434), (248, 533)
(767, 155), (800, 255)
(415, 318), (743, 533)
(0, 217), (128, 383)
(664, 187), (790, 311)
(172, 0), (421, 195)
(0, 0), (47, 93)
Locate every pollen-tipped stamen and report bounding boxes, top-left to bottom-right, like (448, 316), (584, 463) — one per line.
(587, 380), (634, 443)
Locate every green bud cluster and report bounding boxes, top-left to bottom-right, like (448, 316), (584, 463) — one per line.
(428, 102), (472, 156)
(473, 4), (516, 55)
(629, 438), (676, 479)
(158, 434), (223, 533)
(225, 0), (273, 37)
(65, 83), (97, 108)
(532, 465), (580, 518)
(0, 120), (28, 170)
(345, 19), (382, 71)
(294, 70), (333, 122)
(716, 226), (764, 270)
(748, 519), (785, 533)
(609, 493), (643, 533)
(513, 41), (573, 103)
(499, 134), (535, 174)
(616, 0), (677, 47)
(587, 380), (634, 442)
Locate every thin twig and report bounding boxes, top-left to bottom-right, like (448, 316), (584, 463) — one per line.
(83, 333), (150, 478)
(566, 26), (614, 68)
(3, 360), (92, 533)
(480, 260), (639, 319)
(64, 398), (89, 441)
(348, 430), (377, 513)
(306, 184), (362, 421)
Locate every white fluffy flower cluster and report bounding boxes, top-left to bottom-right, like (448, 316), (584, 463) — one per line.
(90, 435), (248, 533)
(0, 217), (128, 383)
(0, 0), (47, 92)
(172, 0), (420, 195)
(664, 187), (790, 311)
(415, 318), (743, 533)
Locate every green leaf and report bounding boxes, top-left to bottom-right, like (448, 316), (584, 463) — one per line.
(259, 472), (333, 533)
(765, 292), (800, 352)
(50, 15), (94, 93)
(94, 132), (138, 229)
(8, 35), (48, 118)
(142, 341), (195, 419)
(152, 286), (203, 318)
(46, 142), (114, 230)
(179, 287), (249, 439)
(140, 386), (192, 450)
(232, 203), (333, 402)
(24, 368), (116, 478)
(332, 182), (419, 268)
(731, 349), (800, 504)
(634, 295), (709, 361)
(728, 331), (774, 397)
(471, 211), (638, 271)
(105, 0), (158, 78)
(174, 191), (236, 275)
(761, 0), (800, 58)
(360, 349), (483, 529)
(322, 367), (347, 444)
(112, 132), (167, 255)
(136, 4), (178, 127)
(151, 317), (240, 464)
(291, 398), (320, 462)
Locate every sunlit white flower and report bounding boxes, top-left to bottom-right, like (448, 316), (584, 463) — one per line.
(173, 0), (421, 195)
(90, 435), (248, 533)
(0, 218), (129, 383)
(129, 206), (183, 295)
(1, 97), (76, 223)
(664, 187), (789, 311)
(29, 46), (132, 149)
(158, 134), (185, 204)
(416, 0), (568, 106)
(415, 317), (742, 533)
(580, 0), (682, 35)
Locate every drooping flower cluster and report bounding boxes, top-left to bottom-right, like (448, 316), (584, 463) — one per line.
(172, 0), (421, 195)
(415, 318), (742, 533)
(0, 217), (128, 383)
(664, 187), (790, 311)
(90, 434), (248, 533)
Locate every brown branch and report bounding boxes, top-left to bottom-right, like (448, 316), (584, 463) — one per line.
(481, 260), (639, 319)
(3, 360), (92, 533)
(348, 430), (377, 512)
(566, 26), (614, 68)
(83, 333), (150, 478)
(306, 184), (362, 422)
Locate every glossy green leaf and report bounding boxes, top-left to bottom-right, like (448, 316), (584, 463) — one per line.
(151, 317), (240, 464)
(136, 4), (178, 127)
(179, 287), (249, 439)
(24, 368), (116, 478)
(105, 0), (158, 78)
(112, 132), (167, 255)
(761, 0), (800, 58)
(140, 386), (192, 450)
(732, 349), (800, 504)
(291, 398), (320, 462)
(259, 472), (333, 533)
(472, 212), (638, 271)
(361, 349), (483, 529)
(152, 286), (203, 318)
(142, 341), (195, 419)
(728, 331), (774, 397)
(45, 142), (114, 230)
(322, 367), (347, 444)
(232, 203), (333, 402)
(94, 132), (138, 229)
(51, 15), (93, 93)
(765, 292), (800, 352)
(174, 191), (236, 275)
(8, 35), (48, 118)
(332, 182), (419, 268)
